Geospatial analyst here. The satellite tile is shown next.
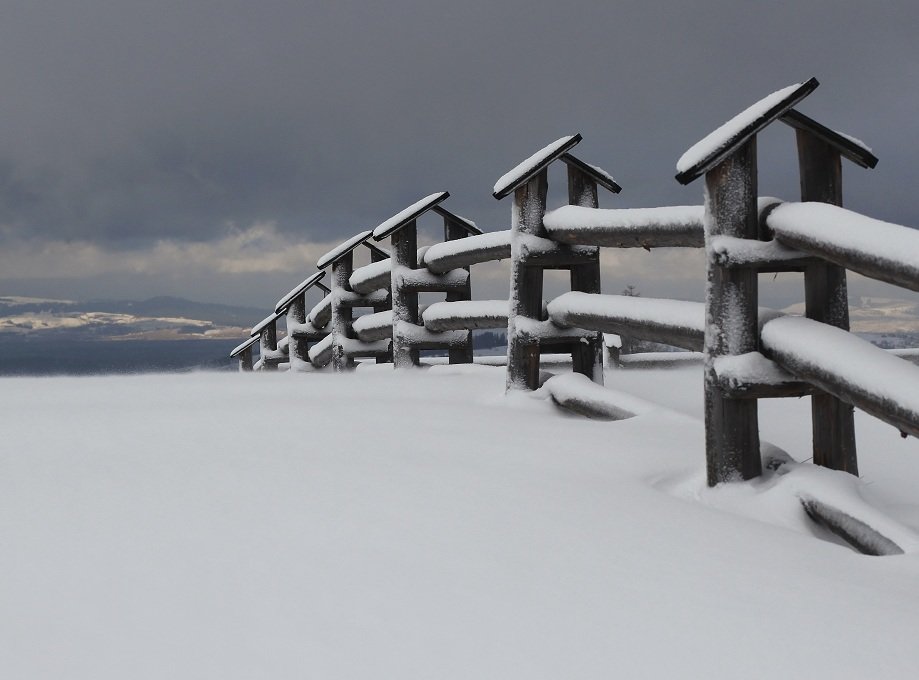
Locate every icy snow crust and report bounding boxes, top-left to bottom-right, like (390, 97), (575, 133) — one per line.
(493, 135), (579, 198)
(677, 82), (807, 175)
(4, 368), (919, 679)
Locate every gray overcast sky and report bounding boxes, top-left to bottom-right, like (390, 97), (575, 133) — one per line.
(1, 0), (917, 307)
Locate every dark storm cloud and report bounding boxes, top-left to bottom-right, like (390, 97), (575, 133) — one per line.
(0, 0), (917, 250)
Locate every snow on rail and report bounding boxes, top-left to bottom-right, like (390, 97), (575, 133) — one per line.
(349, 258), (392, 294)
(287, 318), (328, 340)
(675, 79), (818, 184)
(372, 192), (449, 241)
(761, 316), (919, 438)
(543, 205), (704, 248)
(316, 230), (374, 270)
(766, 202), (919, 292)
(307, 333), (333, 366)
(422, 300), (508, 332)
(548, 292), (706, 351)
(395, 266), (469, 293)
(307, 294), (332, 328)
(493, 135), (581, 199)
(341, 337), (392, 358)
(396, 322), (469, 349)
(422, 230), (512, 273)
(353, 310), (393, 342)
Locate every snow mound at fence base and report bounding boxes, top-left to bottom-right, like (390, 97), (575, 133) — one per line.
(3, 366), (919, 679)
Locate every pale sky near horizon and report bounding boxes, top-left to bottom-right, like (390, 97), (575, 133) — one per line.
(1, 0), (918, 309)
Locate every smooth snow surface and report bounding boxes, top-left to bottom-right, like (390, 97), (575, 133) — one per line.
(677, 82), (804, 174)
(3, 367), (919, 679)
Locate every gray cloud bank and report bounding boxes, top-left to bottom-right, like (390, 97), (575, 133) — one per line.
(1, 1), (917, 306)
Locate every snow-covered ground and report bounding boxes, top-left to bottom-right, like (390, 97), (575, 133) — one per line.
(2, 365), (919, 679)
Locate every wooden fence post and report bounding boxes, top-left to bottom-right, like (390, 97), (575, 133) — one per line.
(796, 130), (858, 475)
(704, 138), (762, 484)
(366, 242), (394, 364)
(285, 293), (310, 367)
(443, 214), (475, 364)
(331, 251), (356, 372)
(391, 219), (420, 368)
(567, 163), (604, 384)
(259, 319), (279, 372)
(238, 346), (254, 371)
(507, 168), (548, 390)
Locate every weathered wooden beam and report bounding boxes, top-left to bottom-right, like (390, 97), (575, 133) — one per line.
(493, 135), (581, 199)
(567, 162), (603, 385)
(258, 321), (279, 372)
(285, 292), (310, 367)
(780, 109), (878, 169)
(390, 219), (420, 368)
(330, 251), (356, 372)
(703, 137), (762, 485)
(676, 78), (818, 185)
(506, 169), (548, 390)
(797, 128), (858, 475)
(444, 212), (474, 364)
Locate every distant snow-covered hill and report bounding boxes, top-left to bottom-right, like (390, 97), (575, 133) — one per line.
(0, 295), (264, 340)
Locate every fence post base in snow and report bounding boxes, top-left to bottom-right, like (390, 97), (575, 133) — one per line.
(796, 129), (858, 476)
(703, 138), (762, 485)
(507, 170), (548, 391)
(286, 293), (310, 367)
(443, 215), (475, 365)
(259, 322), (279, 372)
(238, 346), (254, 372)
(567, 162), (604, 385)
(391, 220), (421, 369)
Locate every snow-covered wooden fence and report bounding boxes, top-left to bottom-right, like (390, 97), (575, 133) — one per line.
(232, 77), (919, 506)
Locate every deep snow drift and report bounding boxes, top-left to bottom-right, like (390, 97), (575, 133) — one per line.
(2, 365), (919, 679)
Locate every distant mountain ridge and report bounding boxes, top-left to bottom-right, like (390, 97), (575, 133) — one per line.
(0, 295), (267, 340)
